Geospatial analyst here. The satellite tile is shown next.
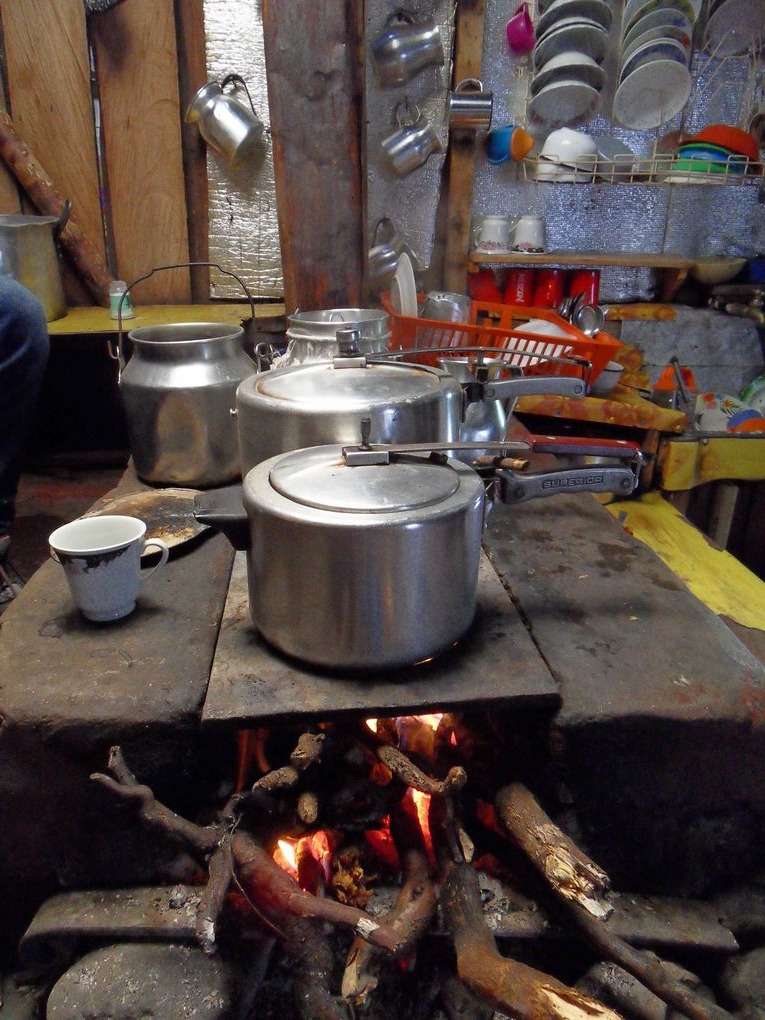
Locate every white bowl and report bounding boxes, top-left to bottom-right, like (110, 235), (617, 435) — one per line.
(590, 360), (624, 396)
(540, 126), (597, 163)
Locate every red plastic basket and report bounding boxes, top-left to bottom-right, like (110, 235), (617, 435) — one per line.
(382, 296), (622, 384)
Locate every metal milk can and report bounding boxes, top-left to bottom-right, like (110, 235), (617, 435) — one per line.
(110, 263), (256, 487)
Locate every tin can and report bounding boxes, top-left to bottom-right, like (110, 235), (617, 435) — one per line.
(532, 268), (565, 308)
(503, 267), (536, 305)
(568, 268), (600, 305)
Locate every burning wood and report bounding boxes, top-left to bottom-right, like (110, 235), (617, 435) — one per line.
(86, 725), (736, 1020)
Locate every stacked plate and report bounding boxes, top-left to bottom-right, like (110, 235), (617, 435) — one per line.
(703, 0), (765, 57)
(613, 0), (701, 131)
(664, 123), (759, 181)
(528, 0), (612, 127)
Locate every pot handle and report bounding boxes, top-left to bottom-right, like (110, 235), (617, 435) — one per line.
(54, 199), (72, 242)
(107, 261), (257, 379)
(192, 484), (250, 550)
(490, 438), (642, 506)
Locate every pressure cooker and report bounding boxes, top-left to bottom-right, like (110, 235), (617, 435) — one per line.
(196, 430), (641, 671)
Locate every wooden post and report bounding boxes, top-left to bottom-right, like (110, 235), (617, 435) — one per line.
(261, 0), (364, 312)
(443, 0), (485, 294)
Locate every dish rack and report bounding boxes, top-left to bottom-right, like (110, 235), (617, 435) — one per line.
(382, 297), (623, 384)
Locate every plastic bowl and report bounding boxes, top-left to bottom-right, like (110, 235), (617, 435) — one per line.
(688, 124), (759, 162)
(690, 257), (747, 285)
(673, 157), (743, 176)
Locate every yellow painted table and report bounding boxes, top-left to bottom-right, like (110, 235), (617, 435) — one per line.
(47, 303), (285, 336)
(657, 433), (765, 492)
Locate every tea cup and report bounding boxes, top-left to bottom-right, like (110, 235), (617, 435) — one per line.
(510, 214), (545, 252)
(49, 515), (169, 622)
(473, 215), (511, 252)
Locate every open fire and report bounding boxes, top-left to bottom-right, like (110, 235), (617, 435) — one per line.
(49, 711), (734, 1020)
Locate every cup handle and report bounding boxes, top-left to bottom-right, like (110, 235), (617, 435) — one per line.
(139, 538), (170, 586)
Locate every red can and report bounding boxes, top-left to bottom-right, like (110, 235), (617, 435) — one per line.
(468, 268), (503, 303)
(532, 268), (566, 308)
(503, 267), (536, 306)
(568, 268), (600, 305)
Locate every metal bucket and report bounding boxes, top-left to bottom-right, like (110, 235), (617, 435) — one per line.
(0, 203), (70, 322)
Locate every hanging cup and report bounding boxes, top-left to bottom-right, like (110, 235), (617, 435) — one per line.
(371, 10), (445, 88)
(185, 74), (265, 169)
(367, 216), (407, 293)
(449, 78), (493, 133)
(381, 101), (443, 177)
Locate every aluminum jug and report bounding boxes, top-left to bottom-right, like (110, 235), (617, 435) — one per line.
(0, 201), (70, 321)
(110, 263), (256, 487)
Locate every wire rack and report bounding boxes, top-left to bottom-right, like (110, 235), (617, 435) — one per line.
(519, 153), (765, 186)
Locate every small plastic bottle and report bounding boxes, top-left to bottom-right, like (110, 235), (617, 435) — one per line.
(109, 280), (135, 319)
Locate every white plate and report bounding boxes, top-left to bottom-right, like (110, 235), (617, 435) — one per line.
(621, 23), (693, 63)
(530, 50), (606, 95)
(537, 0), (613, 37)
(703, 0), (765, 56)
(533, 18), (609, 68)
(619, 37), (689, 85)
(390, 252), (418, 319)
(622, 0), (700, 38)
(613, 57), (692, 130)
(529, 79), (601, 126)
(624, 5), (693, 51)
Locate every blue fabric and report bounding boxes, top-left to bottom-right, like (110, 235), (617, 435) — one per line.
(0, 275), (49, 524)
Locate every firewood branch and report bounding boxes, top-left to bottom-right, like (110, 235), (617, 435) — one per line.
(90, 746), (222, 857)
(494, 784), (736, 1020)
(377, 744), (467, 795)
(440, 860), (624, 1020)
(495, 782), (612, 918)
(0, 110), (114, 305)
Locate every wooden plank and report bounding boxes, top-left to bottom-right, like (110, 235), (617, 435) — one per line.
(658, 435), (765, 491)
(261, 0), (364, 311)
(202, 551), (559, 728)
(91, 0), (191, 304)
(443, 0), (485, 294)
(468, 251), (695, 271)
(174, 0), (211, 303)
(47, 302), (284, 336)
(1, 0), (105, 305)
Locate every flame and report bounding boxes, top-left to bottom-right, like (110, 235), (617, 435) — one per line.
(274, 838), (298, 876)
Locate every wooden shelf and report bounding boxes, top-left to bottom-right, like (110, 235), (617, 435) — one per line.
(468, 252), (694, 301)
(47, 302), (285, 336)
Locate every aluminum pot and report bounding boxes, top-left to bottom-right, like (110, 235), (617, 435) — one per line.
(195, 436), (641, 670)
(120, 321), (255, 487)
(280, 307), (391, 366)
(236, 345), (588, 474)
(236, 356), (463, 474)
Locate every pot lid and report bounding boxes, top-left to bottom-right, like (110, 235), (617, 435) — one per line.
(253, 361), (446, 408)
(268, 446), (461, 513)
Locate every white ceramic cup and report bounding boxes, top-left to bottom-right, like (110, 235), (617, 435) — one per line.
(511, 214), (546, 252)
(474, 215), (511, 251)
(49, 515), (169, 622)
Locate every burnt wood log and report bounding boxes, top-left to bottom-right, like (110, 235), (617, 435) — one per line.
(377, 744), (467, 796)
(494, 783), (737, 1020)
(494, 782), (612, 919)
(92, 745), (408, 956)
(440, 861), (624, 1020)
(0, 109), (114, 305)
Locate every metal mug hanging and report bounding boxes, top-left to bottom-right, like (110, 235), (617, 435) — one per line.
(371, 9), (445, 87)
(185, 74), (265, 169)
(449, 78), (493, 133)
(381, 100), (443, 177)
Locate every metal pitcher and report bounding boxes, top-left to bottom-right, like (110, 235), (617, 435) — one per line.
(185, 75), (265, 169)
(109, 262), (256, 488)
(0, 201), (70, 321)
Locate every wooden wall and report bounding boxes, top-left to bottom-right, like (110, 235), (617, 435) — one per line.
(0, 0), (205, 305)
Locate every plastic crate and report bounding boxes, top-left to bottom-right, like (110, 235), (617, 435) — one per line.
(382, 296), (622, 384)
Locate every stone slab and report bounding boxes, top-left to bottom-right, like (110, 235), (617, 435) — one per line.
(202, 551), (559, 727)
(620, 307), (764, 396)
(484, 496), (765, 894)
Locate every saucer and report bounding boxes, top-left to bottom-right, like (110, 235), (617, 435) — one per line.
(613, 56), (692, 130)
